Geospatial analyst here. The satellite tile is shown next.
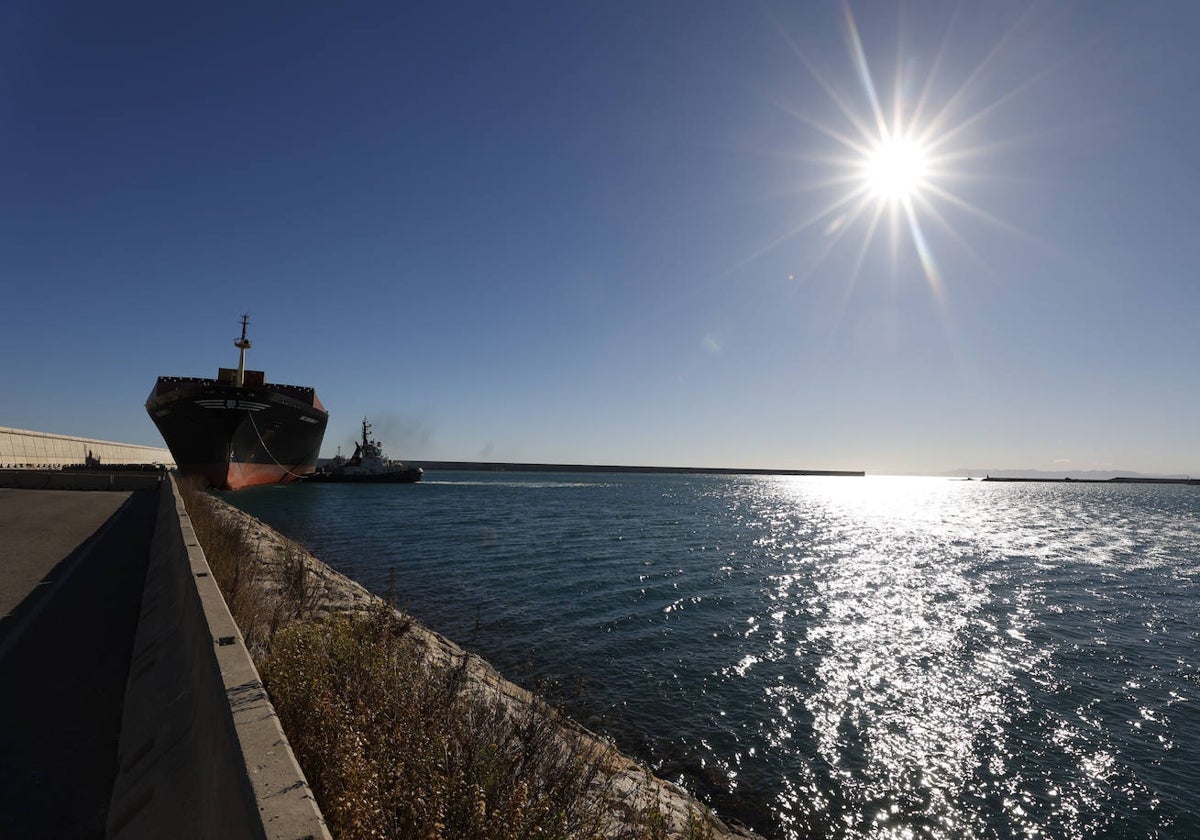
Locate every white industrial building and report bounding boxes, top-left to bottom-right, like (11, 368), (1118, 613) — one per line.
(0, 426), (174, 470)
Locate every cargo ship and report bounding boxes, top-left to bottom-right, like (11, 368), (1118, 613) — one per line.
(145, 316), (328, 490)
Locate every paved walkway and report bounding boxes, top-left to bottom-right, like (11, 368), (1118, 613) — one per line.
(0, 487), (156, 839)
(0, 489), (131, 618)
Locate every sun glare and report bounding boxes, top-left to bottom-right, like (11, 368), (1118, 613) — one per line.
(753, 1), (1050, 300)
(864, 135), (929, 203)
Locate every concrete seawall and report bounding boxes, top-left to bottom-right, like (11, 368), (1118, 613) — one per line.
(105, 476), (330, 839)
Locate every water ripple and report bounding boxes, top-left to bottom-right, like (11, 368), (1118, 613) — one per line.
(229, 475), (1200, 839)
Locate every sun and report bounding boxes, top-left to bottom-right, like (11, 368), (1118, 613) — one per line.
(750, 1), (1049, 300)
(863, 134), (929, 204)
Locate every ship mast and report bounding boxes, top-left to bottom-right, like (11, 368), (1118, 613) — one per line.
(234, 314), (252, 387)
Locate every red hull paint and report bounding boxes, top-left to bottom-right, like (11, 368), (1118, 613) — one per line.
(184, 461), (316, 491)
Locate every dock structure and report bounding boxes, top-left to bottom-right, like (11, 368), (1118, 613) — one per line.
(0, 470), (329, 839)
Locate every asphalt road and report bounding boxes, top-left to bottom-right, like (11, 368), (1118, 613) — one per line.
(0, 487), (156, 839)
(0, 488), (131, 619)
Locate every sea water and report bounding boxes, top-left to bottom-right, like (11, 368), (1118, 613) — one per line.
(227, 473), (1200, 839)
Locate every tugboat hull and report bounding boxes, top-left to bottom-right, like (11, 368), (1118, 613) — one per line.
(306, 465), (422, 483)
(308, 416), (421, 484)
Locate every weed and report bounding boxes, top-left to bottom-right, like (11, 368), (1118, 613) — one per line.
(177, 477), (728, 840)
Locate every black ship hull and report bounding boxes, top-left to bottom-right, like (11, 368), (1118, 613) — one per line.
(146, 377), (328, 491)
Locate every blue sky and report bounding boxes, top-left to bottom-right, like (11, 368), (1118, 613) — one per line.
(3, 1), (1199, 475)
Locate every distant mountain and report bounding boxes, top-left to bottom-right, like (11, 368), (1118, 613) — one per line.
(939, 468), (1194, 480)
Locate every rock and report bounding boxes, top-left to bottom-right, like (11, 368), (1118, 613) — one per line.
(208, 496), (762, 839)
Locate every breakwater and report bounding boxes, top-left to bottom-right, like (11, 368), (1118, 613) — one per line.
(204, 488), (762, 838)
(980, 475), (1199, 484)
(408, 460), (864, 476)
(108, 475), (329, 839)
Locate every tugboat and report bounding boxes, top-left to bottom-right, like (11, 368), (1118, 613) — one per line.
(308, 418), (422, 483)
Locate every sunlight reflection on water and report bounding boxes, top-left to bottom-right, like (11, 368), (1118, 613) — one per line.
(750, 477), (1192, 838)
(765, 479), (1031, 837)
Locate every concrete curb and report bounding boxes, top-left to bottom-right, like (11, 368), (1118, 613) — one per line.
(106, 476), (330, 840)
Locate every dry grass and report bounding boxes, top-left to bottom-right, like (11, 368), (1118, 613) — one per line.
(178, 476), (294, 657)
(263, 606), (614, 839)
(177, 477), (719, 840)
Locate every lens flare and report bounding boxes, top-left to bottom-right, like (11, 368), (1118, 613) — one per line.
(752, 0), (1058, 305)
